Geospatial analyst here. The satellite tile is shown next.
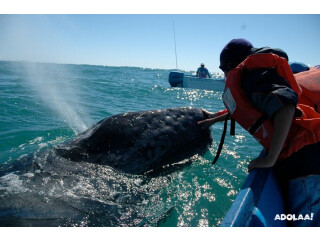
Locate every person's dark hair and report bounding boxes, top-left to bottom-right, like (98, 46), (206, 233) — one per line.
(219, 38), (253, 72)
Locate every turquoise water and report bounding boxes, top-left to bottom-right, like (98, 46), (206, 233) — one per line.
(0, 60), (261, 226)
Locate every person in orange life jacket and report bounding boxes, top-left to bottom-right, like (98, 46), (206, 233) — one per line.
(196, 63), (211, 78)
(198, 38), (320, 226)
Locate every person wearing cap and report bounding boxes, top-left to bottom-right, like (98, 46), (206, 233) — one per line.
(198, 38), (320, 226)
(198, 39), (293, 131)
(196, 63), (211, 78)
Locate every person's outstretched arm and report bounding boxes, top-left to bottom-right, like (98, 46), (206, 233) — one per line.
(248, 104), (295, 171)
(197, 108), (229, 129)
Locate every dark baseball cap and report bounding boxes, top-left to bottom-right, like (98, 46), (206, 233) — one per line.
(219, 38), (253, 72)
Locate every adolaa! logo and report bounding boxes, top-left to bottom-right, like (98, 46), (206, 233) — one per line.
(274, 213), (314, 221)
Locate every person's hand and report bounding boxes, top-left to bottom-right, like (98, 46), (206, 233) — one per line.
(201, 108), (215, 118)
(197, 118), (218, 129)
(247, 154), (277, 172)
(198, 108), (229, 129)
(198, 108), (217, 129)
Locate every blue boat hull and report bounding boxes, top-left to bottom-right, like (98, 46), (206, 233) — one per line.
(168, 71), (225, 91)
(221, 151), (287, 227)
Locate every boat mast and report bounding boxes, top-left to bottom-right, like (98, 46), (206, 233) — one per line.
(173, 22), (179, 70)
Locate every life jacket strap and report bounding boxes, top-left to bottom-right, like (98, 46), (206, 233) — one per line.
(212, 114), (230, 165)
(230, 118), (236, 136)
(248, 114), (269, 135)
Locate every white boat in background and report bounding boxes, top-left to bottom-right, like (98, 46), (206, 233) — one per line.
(168, 71), (225, 91)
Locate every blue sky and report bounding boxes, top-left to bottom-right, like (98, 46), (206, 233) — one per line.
(1, 13), (319, 72)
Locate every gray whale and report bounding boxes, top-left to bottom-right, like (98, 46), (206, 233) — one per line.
(55, 107), (212, 174)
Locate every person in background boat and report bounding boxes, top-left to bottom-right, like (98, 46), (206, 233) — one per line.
(198, 38), (320, 227)
(196, 63), (211, 78)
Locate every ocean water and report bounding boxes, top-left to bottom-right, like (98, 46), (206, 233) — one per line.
(0, 60), (261, 227)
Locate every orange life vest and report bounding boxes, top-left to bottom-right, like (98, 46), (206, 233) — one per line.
(295, 67), (320, 112)
(223, 53), (320, 160)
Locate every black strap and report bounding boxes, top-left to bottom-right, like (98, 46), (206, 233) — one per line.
(248, 114), (269, 135)
(212, 114), (229, 165)
(212, 114), (267, 165)
(230, 118), (235, 136)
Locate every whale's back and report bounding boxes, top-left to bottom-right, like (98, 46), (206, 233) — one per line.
(55, 107), (212, 174)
